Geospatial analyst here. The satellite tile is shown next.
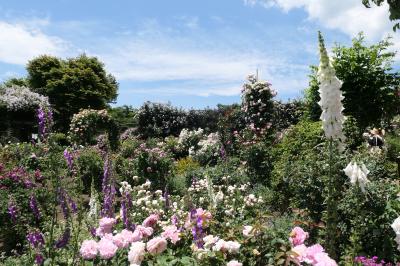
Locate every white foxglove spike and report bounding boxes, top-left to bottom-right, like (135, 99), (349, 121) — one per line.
(317, 32), (346, 150)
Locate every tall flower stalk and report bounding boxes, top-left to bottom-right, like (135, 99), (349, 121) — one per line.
(317, 31), (345, 259)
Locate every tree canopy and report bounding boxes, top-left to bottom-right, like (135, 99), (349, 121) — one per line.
(26, 54), (118, 131)
(305, 33), (400, 131)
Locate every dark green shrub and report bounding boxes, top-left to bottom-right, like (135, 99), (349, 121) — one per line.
(75, 147), (103, 193)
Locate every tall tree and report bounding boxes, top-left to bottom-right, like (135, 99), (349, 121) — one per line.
(305, 33), (400, 131)
(27, 54), (118, 131)
(362, 0), (400, 31)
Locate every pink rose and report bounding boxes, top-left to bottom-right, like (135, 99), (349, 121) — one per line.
(128, 241), (146, 265)
(133, 225), (154, 240)
(113, 233), (129, 248)
(142, 214), (159, 228)
(80, 240), (98, 260)
(305, 244), (324, 264)
(161, 225), (180, 244)
(120, 229), (136, 243)
(289, 227), (309, 246)
(98, 238), (118, 260)
(227, 260), (243, 266)
(146, 237), (168, 255)
(314, 252), (337, 266)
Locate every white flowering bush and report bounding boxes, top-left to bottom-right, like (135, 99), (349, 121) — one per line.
(190, 132), (222, 165)
(0, 86), (49, 111)
(177, 128), (204, 153)
(69, 109), (118, 149)
(241, 74), (276, 130)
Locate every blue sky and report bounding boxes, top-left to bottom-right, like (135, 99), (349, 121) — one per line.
(0, 0), (397, 108)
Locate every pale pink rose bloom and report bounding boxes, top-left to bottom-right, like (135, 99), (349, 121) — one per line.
(227, 260), (243, 266)
(203, 235), (219, 249)
(99, 217), (116, 233)
(242, 225), (253, 237)
(133, 225), (154, 240)
(98, 238), (118, 260)
(80, 240), (98, 260)
(146, 237), (168, 255)
(212, 239), (226, 252)
(113, 233), (130, 248)
(225, 241), (241, 254)
(304, 244), (325, 264)
(291, 244), (307, 263)
(128, 241), (146, 265)
(161, 225), (180, 244)
(142, 214), (159, 228)
(314, 252), (337, 266)
(289, 227), (309, 246)
(120, 229), (136, 243)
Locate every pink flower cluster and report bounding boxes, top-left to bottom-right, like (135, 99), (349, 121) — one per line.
(289, 227), (337, 266)
(81, 216), (155, 261)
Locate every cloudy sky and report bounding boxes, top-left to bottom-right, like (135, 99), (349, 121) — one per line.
(0, 0), (398, 108)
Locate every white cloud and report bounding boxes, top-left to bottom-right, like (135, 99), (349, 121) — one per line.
(97, 28), (308, 98)
(248, 0), (393, 40)
(0, 21), (68, 65)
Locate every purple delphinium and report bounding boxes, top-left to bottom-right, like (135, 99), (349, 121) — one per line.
(27, 231), (45, 248)
(220, 146), (227, 161)
(8, 200), (18, 223)
(55, 228), (70, 249)
(35, 253), (44, 265)
(37, 107), (53, 141)
(29, 195), (41, 220)
(37, 107), (46, 139)
(57, 188), (69, 219)
(63, 149), (73, 170)
(101, 157), (116, 218)
(66, 194), (78, 214)
(189, 208), (205, 248)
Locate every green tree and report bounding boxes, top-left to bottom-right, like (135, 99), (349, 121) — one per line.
(1, 77), (29, 88)
(305, 33), (400, 131)
(108, 105), (138, 132)
(27, 54), (118, 131)
(362, 0), (400, 31)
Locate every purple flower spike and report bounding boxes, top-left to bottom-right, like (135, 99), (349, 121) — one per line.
(29, 195), (41, 220)
(55, 228), (70, 248)
(63, 149), (73, 170)
(8, 200), (18, 223)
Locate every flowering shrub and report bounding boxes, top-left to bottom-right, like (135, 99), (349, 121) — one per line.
(241, 74), (276, 130)
(0, 86), (49, 112)
(190, 132), (222, 165)
(69, 109), (118, 149)
(178, 128), (204, 154)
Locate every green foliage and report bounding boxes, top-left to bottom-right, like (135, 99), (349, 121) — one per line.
(108, 105), (138, 133)
(271, 120), (324, 218)
(305, 34), (400, 130)
(27, 54), (118, 131)
(75, 147), (103, 193)
(137, 102), (187, 138)
(304, 66), (321, 121)
(272, 100), (306, 131)
(362, 0), (400, 31)
(174, 157), (200, 176)
(239, 141), (273, 185)
(338, 179), (400, 261)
